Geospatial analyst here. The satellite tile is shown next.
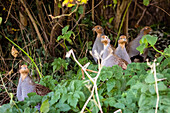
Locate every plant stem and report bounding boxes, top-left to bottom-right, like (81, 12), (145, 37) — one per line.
(2, 34), (43, 78)
(114, 0), (132, 47)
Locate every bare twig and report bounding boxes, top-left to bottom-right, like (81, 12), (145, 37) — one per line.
(146, 59), (160, 113)
(4, 0), (14, 23)
(66, 49), (103, 113)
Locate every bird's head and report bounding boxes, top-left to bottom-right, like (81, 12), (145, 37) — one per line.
(92, 25), (104, 34)
(19, 65), (29, 81)
(141, 26), (152, 35)
(118, 35), (127, 44)
(101, 35), (110, 46)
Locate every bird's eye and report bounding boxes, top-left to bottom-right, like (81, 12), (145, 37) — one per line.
(97, 27), (100, 29)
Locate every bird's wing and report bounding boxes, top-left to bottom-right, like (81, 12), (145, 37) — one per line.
(35, 84), (51, 96)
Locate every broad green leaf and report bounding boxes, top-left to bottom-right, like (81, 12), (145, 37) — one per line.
(145, 73), (155, 83)
(149, 84), (155, 94)
(106, 79), (116, 92)
(145, 35), (158, 46)
(40, 99), (49, 113)
(62, 25), (69, 35)
(143, 0), (149, 6)
(164, 45), (170, 56)
(158, 82), (167, 91)
(59, 93), (68, 103)
(57, 35), (64, 41)
(67, 95), (78, 108)
(50, 92), (60, 105)
(78, 91), (85, 101)
(138, 94), (146, 107)
(141, 84), (148, 93)
(56, 103), (71, 111)
(136, 43), (146, 54)
(24, 107), (30, 113)
(114, 103), (125, 109)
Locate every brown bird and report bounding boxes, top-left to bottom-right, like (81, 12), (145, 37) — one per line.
(17, 65), (51, 101)
(92, 25), (105, 63)
(115, 35), (131, 64)
(126, 26), (152, 60)
(101, 35), (127, 70)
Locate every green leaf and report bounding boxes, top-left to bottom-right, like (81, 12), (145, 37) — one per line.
(106, 79), (116, 92)
(62, 25), (69, 35)
(67, 95), (78, 108)
(56, 103), (71, 111)
(0, 17), (2, 24)
(145, 73), (155, 83)
(149, 84), (155, 94)
(136, 43), (146, 54)
(138, 94), (146, 107)
(145, 35), (158, 46)
(158, 82), (167, 91)
(57, 35), (64, 41)
(40, 99), (49, 113)
(78, 6), (84, 14)
(143, 0), (149, 6)
(114, 103), (125, 109)
(50, 92), (60, 105)
(109, 17), (114, 23)
(24, 107), (30, 113)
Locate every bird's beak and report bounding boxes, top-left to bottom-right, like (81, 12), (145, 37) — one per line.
(21, 67), (26, 70)
(123, 38), (127, 41)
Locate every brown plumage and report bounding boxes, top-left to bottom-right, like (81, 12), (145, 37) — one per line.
(92, 25), (104, 63)
(101, 35), (127, 70)
(115, 35), (131, 64)
(17, 65), (51, 101)
(126, 26), (152, 60)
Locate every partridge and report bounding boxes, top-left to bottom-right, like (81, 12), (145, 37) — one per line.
(101, 35), (127, 70)
(115, 35), (131, 64)
(92, 25), (105, 62)
(126, 26), (152, 60)
(17, 65), (51, 101)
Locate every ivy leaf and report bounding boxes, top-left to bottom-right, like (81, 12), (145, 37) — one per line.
(114, 103), (125, 109)
(62, 25), (69, 35)
(40, 99), (49, 113)
(158, 82), (167, 91)
(136, 43), (146, 54)
(145, 35), (158, 46)
(145, 73), (155, 83)
(106, 79), (116, 92)
(143, 0), (150, 6)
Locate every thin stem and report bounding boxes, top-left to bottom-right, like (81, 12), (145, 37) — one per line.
(114, 0), (132, 47)
(2, 33), (43, 78)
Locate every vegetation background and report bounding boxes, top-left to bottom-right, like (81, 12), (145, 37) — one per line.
(0, 0), (169, 113)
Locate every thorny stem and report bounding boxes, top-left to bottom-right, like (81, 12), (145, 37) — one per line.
(147, 59), (159, 113)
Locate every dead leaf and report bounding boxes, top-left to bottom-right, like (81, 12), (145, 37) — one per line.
(11, 46), (19, 58)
